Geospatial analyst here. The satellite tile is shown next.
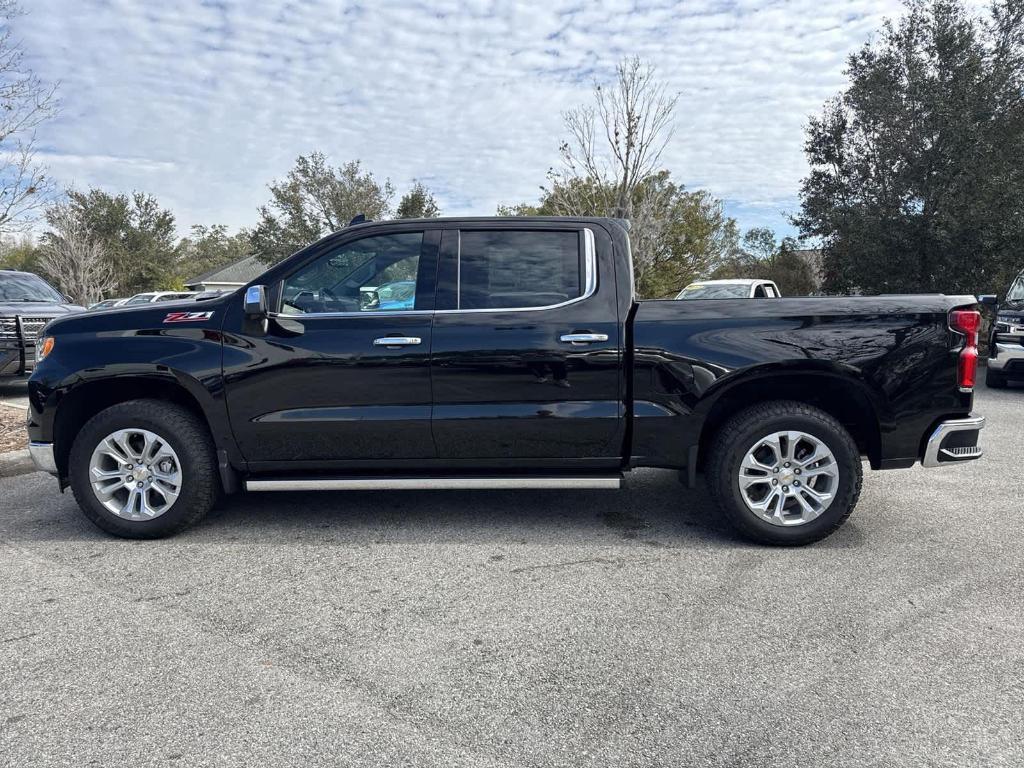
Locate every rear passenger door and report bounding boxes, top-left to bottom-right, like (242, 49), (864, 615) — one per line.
(429, 224), (624, 467)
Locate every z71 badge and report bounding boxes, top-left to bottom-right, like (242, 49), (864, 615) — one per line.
(163, 311), (214, 323)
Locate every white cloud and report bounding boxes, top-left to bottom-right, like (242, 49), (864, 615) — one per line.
(18, 0), (919, 237)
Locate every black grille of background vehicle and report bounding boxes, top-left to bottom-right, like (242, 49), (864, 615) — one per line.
(0, 317), (15, 339)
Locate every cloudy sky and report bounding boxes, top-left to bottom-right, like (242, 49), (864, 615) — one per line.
(18, 0), (921, 238)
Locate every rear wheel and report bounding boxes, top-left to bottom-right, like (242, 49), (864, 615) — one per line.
(69, 400), (218, 539)
(985, 367), (1007, 389)
(707, 401), (863, 545)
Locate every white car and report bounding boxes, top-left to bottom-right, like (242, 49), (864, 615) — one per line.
(675, 279), (781, 300)
(122, 291), (198, 306)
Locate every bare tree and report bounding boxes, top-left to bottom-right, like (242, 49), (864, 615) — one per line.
(0, 1), (58, 232)
(545, 57), (679, 288)
(548, 57), (678, 216)
(39, 199), (115, 305)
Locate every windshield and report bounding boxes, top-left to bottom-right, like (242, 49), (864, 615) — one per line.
(125, 294), (155, 305)
(676, 283), (751, 300)
(0, 272), (65, 302)
(1007, 274), (1024, 303)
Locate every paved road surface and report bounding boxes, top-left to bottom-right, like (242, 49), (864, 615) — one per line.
(1, 385), (1021, 767)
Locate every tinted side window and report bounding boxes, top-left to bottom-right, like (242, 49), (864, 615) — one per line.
(458, 230), (582, 310)
(282, 232), (423, 315)
(753, 285), (767, 298)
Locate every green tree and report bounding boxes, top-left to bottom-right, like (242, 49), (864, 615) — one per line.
(711, 228), (817, 296)
(396, 181), (440, 218)
(0, 235), (42, 272)
(178, 224), (251, 282)
(58, 189), (180, 295)
(500, 172), (743, 298)
(252, 153), (394, 264)
(796, 0), (1024, 295)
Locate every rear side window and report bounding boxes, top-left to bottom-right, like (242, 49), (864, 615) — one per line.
(458, 230), (582, 310)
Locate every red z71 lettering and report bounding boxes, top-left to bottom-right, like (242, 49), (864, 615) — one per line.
(163, 311), (214, 323)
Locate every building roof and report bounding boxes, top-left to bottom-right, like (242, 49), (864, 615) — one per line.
(186, 254), (267, 287)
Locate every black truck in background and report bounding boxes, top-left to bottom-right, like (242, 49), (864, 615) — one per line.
(983, 267), (1024, 388)
(26, 217), (985, 545)
(1, 270), (84, 378)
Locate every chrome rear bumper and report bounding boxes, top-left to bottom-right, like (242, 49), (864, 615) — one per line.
(921, 415), (984, 468)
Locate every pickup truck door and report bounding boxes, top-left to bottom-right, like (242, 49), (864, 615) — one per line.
(222, 227), (439, 467)
(429, 224), (624, 466)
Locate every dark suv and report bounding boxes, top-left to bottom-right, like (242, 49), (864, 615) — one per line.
(0, 270), (84, 378)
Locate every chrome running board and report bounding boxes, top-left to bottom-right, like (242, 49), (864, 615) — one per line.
(246, 476), (622, 492)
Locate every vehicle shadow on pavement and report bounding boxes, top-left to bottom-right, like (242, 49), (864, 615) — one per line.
(202, 468), (866, 549)
(4, 467), (867, 549)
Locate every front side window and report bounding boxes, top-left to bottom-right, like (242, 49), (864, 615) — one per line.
(458, 230), (583, 310)
(281, 232), (423, 315)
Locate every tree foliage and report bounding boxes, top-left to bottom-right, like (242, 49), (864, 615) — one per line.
(178, 224), (251, 282)
(252, 153), (394, 264)
(0, 235), (41, 272)
(500, 172), (743, 298)
(54, 189), (181, 296)
(0, 1), (58, 232)
(396, 181), (440, 219)
(711, 228), (817, 296)
(505, 56), (743, 297)
(38, 200), (115, 305)
(796, 0), (1024, 295)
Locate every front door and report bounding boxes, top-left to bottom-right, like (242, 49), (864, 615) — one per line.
(223, 227), (439, 469)
(429, 224), (624, 467)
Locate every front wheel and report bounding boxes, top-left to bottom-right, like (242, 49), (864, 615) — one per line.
(707, 401), (863, 546)
(69, 399), (219, 539)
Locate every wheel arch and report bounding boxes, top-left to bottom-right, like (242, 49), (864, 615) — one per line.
(52, 369), (236, 482)
(695, 365), (885, 470)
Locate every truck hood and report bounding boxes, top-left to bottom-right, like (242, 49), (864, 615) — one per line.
(0, 301), (85, 316)
(42, 296), (229, 336)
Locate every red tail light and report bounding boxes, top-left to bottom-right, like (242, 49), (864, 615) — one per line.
(950, 309), (981, 391)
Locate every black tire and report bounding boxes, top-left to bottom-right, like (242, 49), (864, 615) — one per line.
(985, 368), (1007, 389)
(69, 399), (218, 539)
(707, 400), (863, 546)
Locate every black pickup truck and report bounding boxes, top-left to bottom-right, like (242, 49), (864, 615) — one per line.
(1, 270), (84, 377)
(26, 217), (985, 544)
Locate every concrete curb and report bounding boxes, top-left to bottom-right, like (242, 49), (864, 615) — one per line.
(0, 449), (34, 478)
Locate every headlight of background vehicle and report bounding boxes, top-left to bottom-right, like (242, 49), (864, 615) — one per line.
(36, 336), (55, 362)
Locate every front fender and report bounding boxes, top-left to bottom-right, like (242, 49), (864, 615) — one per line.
(27, 327), (236, 465)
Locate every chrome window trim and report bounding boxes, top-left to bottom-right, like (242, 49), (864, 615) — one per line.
(271, 309), (436, 320)
(270, 227), (599, 319)
(436, 226), (596, 315)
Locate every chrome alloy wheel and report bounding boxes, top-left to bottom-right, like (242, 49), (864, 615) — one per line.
(737, 430), (839, 526)
(88, 429), (182, 520)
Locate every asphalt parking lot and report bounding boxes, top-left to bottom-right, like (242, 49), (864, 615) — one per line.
(1, 383), (1022, 767)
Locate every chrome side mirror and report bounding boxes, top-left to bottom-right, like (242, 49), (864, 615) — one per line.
(244, 284), (268, 319)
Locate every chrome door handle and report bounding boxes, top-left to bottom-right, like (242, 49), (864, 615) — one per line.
(559, 333), (609, 344)
(373, 336), (422, 347)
